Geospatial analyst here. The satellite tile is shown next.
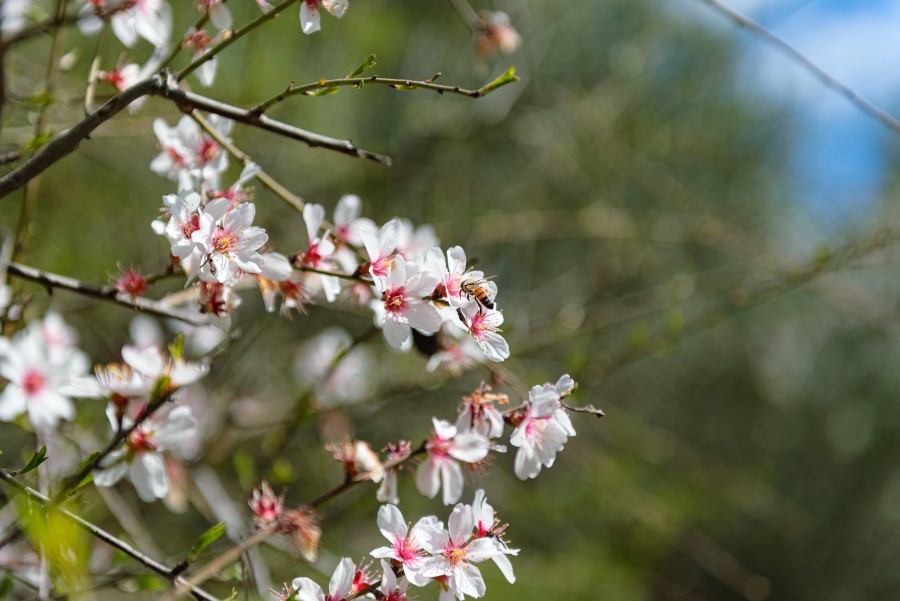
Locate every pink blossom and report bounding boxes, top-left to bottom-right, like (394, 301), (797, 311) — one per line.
(416, 418), (490, 505)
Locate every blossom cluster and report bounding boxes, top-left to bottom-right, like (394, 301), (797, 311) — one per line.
(259, 489), (516, 601)
(146, 113), (511, 364)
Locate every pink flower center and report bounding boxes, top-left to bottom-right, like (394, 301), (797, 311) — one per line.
(127, 428), (156, 453)
(305, 0), (319, 8)
(524, 416), (549, 444)
(369, 255), (394, 278)
(102, 69), (125, 90)
(181, 214), (200, 239)
(198, 139), (219, 165)
(468, 312), (497, 342)
(167, 146), (187, 167)
(22, 370), (47, 397)
(426, 434), (453, 458)
(116, 270), (147, 298)
(212, 227), (240, 255)
(383, 286), (409, 317)
(441, 539), (468, 568)
(301, 242), (324, 268)
(445, 275), (462, 298)
(392, 535), (422, 565)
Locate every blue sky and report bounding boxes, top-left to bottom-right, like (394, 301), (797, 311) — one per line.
(684, 0), (900, 229)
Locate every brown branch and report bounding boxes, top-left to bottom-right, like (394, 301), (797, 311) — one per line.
(0, 75), (391, 201)
(7, 261), (208, 326)
(0, 470), (222, 601)
(696, 0), (900, 137)
(250, 73), (500, 116)
(163, 85), (391, 166)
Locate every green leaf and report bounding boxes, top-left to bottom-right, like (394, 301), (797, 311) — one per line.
(17, 446), (47, 475)
(150, 375), (171, 399)
(189, 522), (227, 561)
(70, 473), (94, 494)
(391, 84), (419, 91)
(168, 333), (185, 361)
(309, 87), (340, 97)
(347, 54), (377, 78)
(477, 66), (520, 96)
(222, 588), (239, 601)
(75, 452), (100, 476)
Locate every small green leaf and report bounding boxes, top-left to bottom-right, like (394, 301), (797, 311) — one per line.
(150, 375), (171, 399)
(222, 588), (239, 601)
(168, 333), (185, 361)
(391, 84), (419, 91)
(75, 452), (100, 475)
(189, 522), (227, 561)
(347, 54), (377, 78)
(70, 473), (94, 494)
(309, 87), (339, 97)
(17, 446), (47, 476)
(478, 66), (520, 96)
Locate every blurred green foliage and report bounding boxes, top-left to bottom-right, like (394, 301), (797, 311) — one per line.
(2, 1), (900, 600)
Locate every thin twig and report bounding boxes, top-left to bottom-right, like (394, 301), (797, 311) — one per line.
(696, 0), (900, 137)
(7, 261), (208, 325)
(250, 74), (500, 115)
(190, 110), (306, 214)
(0, 470), (222, 601)
(163, 85), (392, 166)
(176, 0), (300, 82)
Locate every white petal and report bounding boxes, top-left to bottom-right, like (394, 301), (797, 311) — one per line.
(415, 458), (440, 499)
(383, 318), (410, 348)
(299, 2), (320, 34)
(131, 453), (169, 501)
(377, 504), (407, 540)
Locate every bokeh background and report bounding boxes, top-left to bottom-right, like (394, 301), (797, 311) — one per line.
(3, 0), (900, 600)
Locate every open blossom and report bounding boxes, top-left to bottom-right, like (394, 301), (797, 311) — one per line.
(297, 203), (341, 302)
(90, 344), (208, 409)
(79, 0), (173, 48)
(373, 256), (443, 349)
(150, 115), (231, 190)
(299, 0), (347, 35)
(456, 385), (507, 439)
(361, 219), (400, 280)
(509, 378), (577, 480)
(417, 418), (490, 505)
(192, 198), (268, 285)
(152, 188), (202, 260)
(370, 504), (439, 586)
(378, 559), (410, 601)
(94, 405), (197, 502)
(467, 489), (518, 584)
(455, 303), (509, 362)
(417, 504), (506, 600)
(196, 0), (232, 31)
(292, 557), (354, 601)
(0, 316), (97, 430)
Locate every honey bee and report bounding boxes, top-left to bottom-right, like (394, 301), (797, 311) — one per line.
(462, 277), (497, 312)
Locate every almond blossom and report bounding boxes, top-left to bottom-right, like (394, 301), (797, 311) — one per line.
(297, 203), (341, 302)
(509, 378), (576, 480)
(361, 219), (400, 280)
(94, 405), (198, 502)
(373, 256), (443, 349)
(416, 418), (490, 505)
(150, 115), (231, 190)
(192, 198), (268, 285)
(378, 559), (410, 601)
(0, 317), (97, 431)
(455, 303), (509, 362)
(151, 188), (202, 260)
(292, 557), (354, 601)
(299, 0), (347, 35)
(417, 503), (506, 600)
(79, 0), (173, 49)
(370, 504), (438, 586)
(455, 385), (506, 439)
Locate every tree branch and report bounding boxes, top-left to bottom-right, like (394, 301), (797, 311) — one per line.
(695, 0), (900, 137)
(0, 75), (391, 201)
(7, 261), (208, 326)
(0, 469), (222, 601)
